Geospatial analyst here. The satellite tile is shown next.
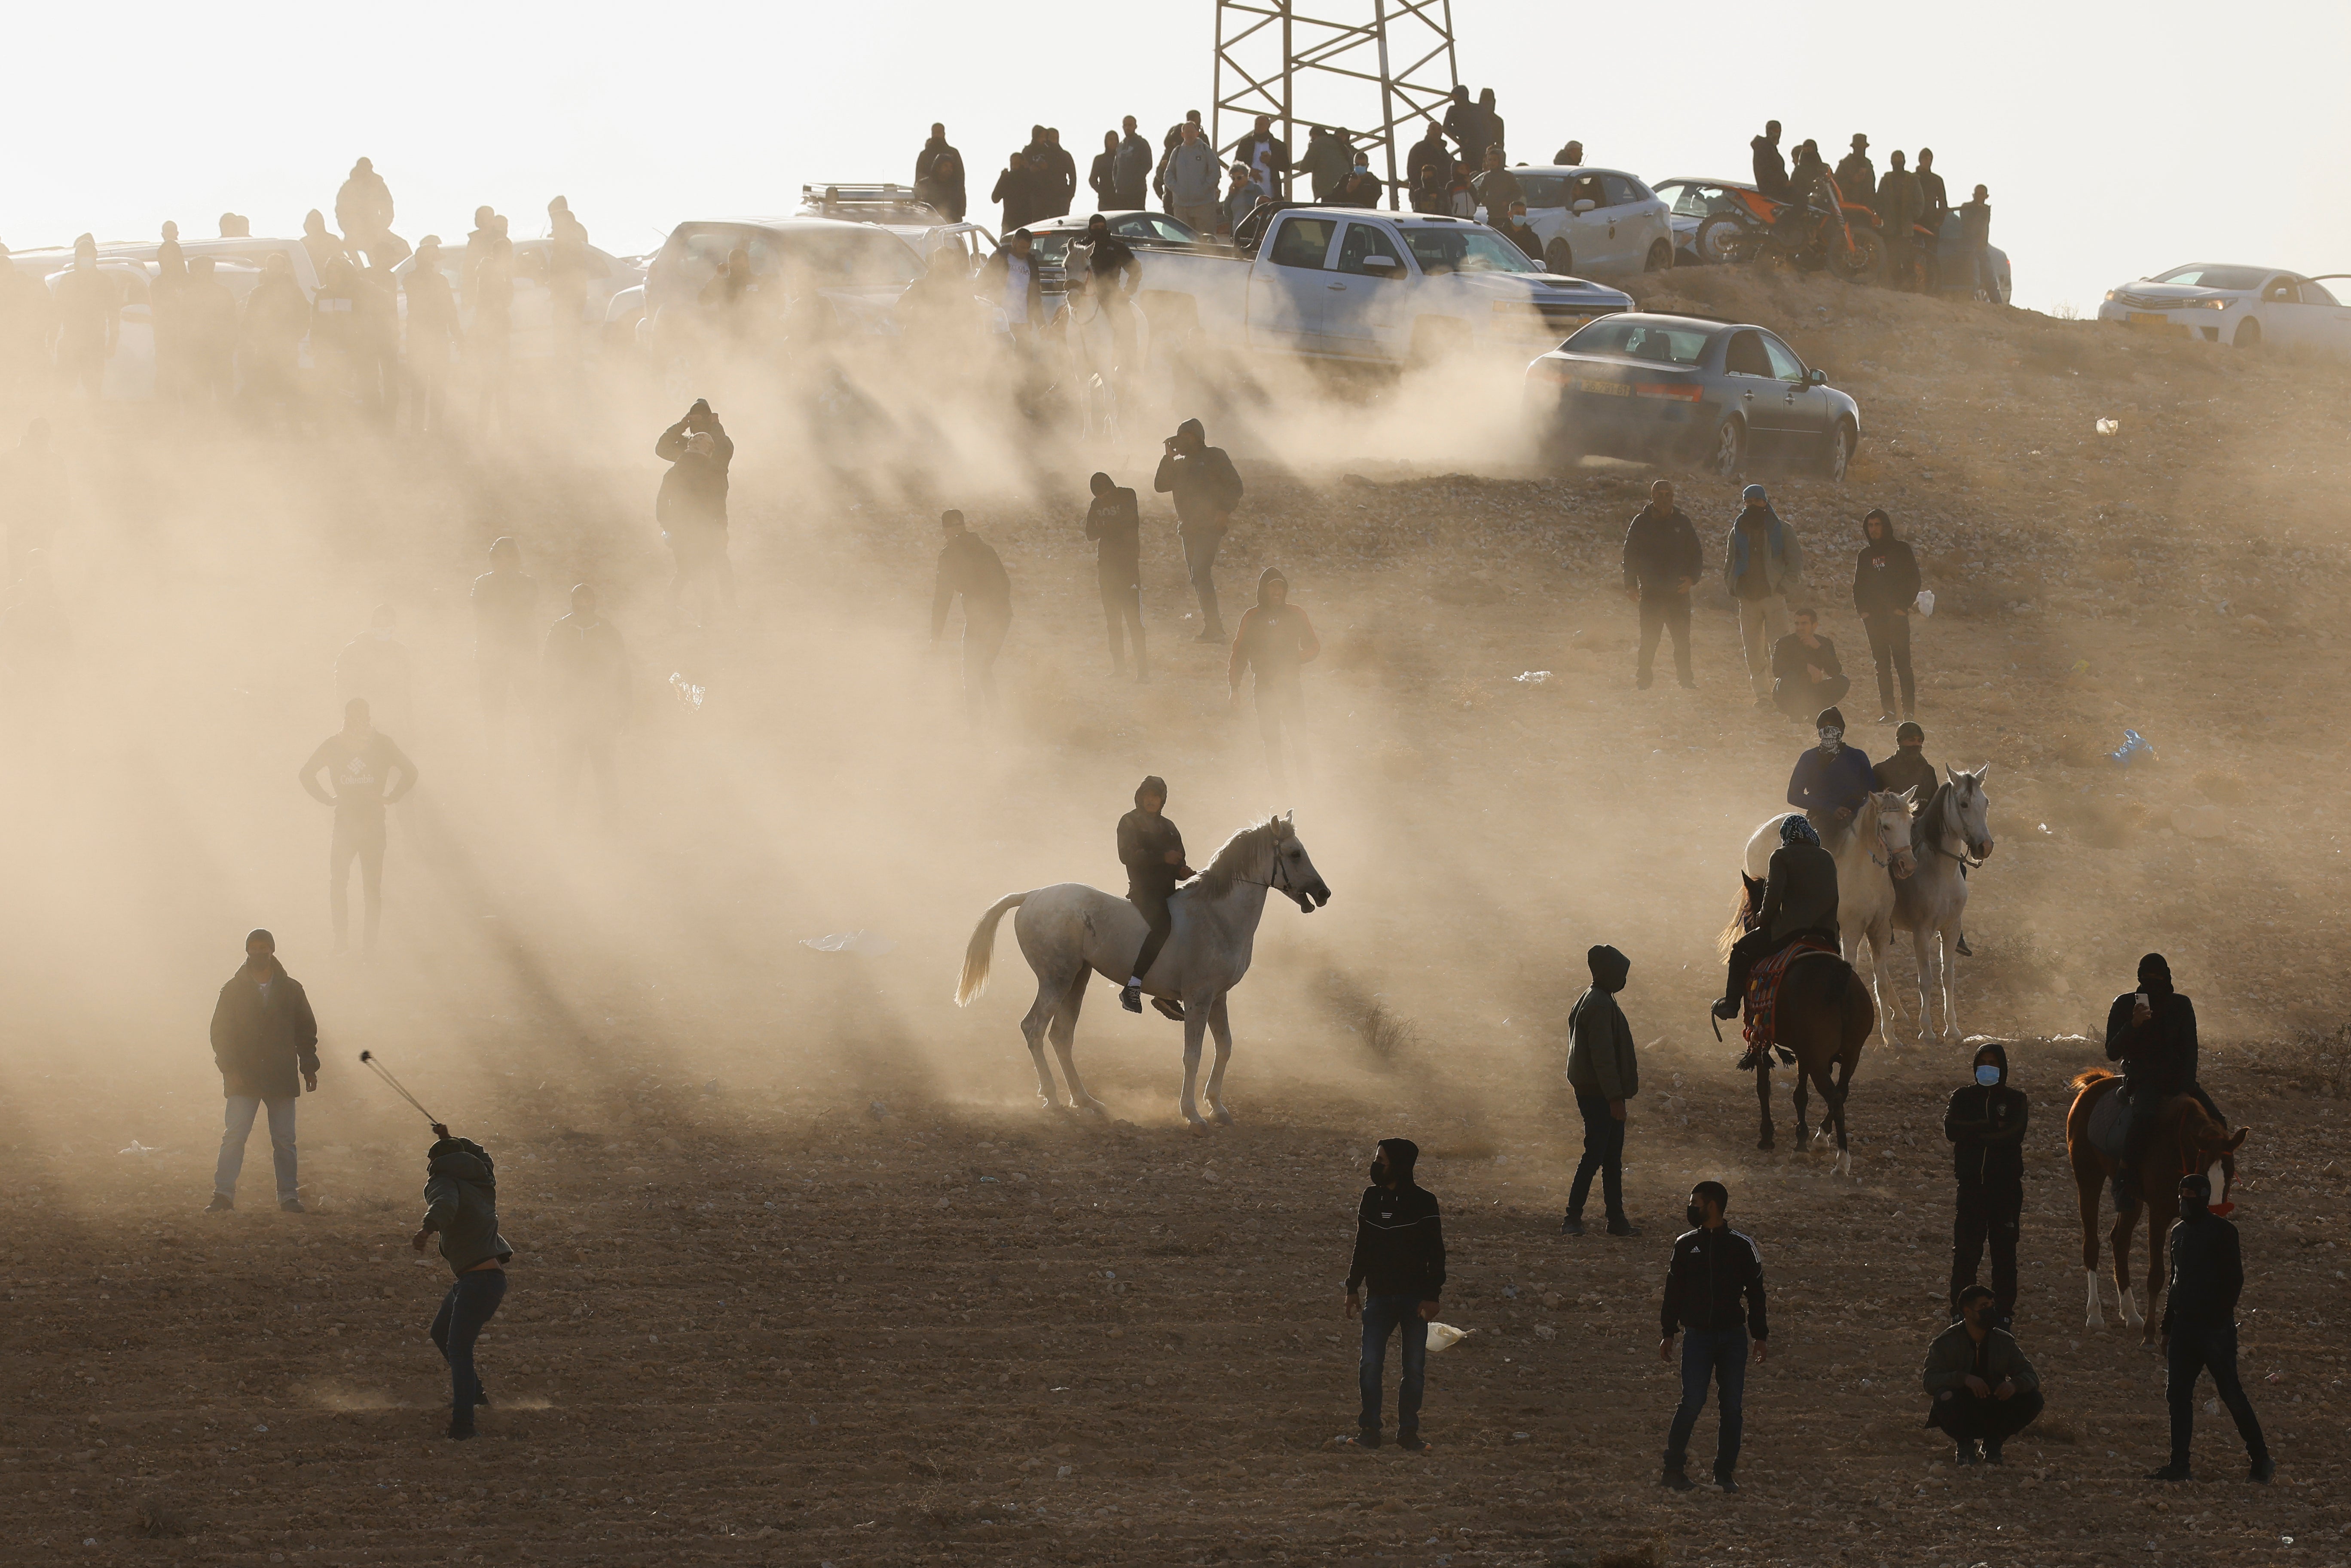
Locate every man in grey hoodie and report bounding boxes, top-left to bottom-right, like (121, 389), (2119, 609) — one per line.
(1163, 121), (1224, 240)
(413, 1127), (514, 1440)
(1563, 944), (1640, 1236)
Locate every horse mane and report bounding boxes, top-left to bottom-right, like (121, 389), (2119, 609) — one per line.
(1192, 817), (1290, 898)
(2070, 1067), (2116, 1091)
(1915, 780), (1957, 854)
(1716, 873), (1762, 961)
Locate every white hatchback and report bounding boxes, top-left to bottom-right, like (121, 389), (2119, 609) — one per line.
(1479, 166), (1673, 278)
(2097, 263), (2351, 355)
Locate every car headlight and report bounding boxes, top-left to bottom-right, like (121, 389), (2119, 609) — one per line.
(2103, 290), (2118, 302)
(2198, 297), (2231, 310)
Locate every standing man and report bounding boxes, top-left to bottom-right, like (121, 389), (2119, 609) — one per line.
(1945, 1043), (2027, 1329)
(1834, 134), (1877, 212)
(1232, 114), (1290, 200)
(54, 236), (120, 400)
(1441, 85), (1487, 169)
(915, 123), (967, 220)
(1117, 775), (1192, 1016)
(1723, 484), (1803, 708)
(1751, 121), (1789, 203)
(1769, 608), (1850, 721)
(1852, 508), (1921, 722)
(1296, 125), (1353, 202)
(1469, 147), (1522, 217)
(1111, 116), (1154, 209)
(1495, 201), (1543, 260)
(1153, 110), (1206, 214)
(1036, 128), (1079, 218)
(1562, 944), (1639, 1238)
(1876, 152), (1923, 290)
(1164, 121), (1224, 239)
(1154, 418), (1243, 641)
(1960, 186), (1998, 302)
(542, 584), (629, 819)
(1783, 706), (1873, 837)
(1405, 122), (1454, 200)
(1923, 1286), (2044, 1464)
(413, 1125), (513, 1441)
(654, 399), (737, 621)
(930, 510), (1012, 718)
(1229, 568), (1320, 788)
(1344, 1138), (1445, 1453)
(1658, 1180), (1768, 1492)
(992, 151), (1043, 234)
(1873, 721), (1938, 804)
(299, 697), (419, 956)
(207, 930), (319, 1213)
(2152, 1172), (2272, 1482)
(1330, 154), (1385, 208)
(471, 537), (538, 751)
(1085, 471), (1147, 681)
(1915, 149), (1951, 235)
(1621, 478), (1700, 691)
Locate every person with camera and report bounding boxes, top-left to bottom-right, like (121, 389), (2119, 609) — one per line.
(654, 399), (735, 621)
(1153, 419), (1242, 642)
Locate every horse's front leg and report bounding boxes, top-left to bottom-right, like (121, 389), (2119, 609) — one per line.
(1202, 993), (1237, 1126)
(1912, 926), (1939, 1045)
(1939, 921), (1964, 1043)
(1177, 1002), (1210, 1129)
(1864, 921), (1902, 1044)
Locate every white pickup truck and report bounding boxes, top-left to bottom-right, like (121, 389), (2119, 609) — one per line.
(1120, 204), (1632, 367)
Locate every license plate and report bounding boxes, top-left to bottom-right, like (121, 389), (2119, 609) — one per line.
(1575, 377), (1631, 397)
(2126, 312), (2171, 327)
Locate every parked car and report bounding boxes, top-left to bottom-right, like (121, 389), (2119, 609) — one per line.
(798, 183), (998, 277)
(640, 217), (928, 347)
(1525, 312), (1862, 480)
(391, 237), (642, 360)
(1130, 206), (1630, 367)
(1012, 210), (1208, 315)
(1484, 166), (1673, 278)
(2096, 264), (2350, 353)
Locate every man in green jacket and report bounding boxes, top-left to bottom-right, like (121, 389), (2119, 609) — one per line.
(1562, 944), (1639, 1237)
(1923, 1285), (2044, 1464)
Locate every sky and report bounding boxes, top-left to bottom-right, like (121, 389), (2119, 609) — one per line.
(4, 0), (2343, 315)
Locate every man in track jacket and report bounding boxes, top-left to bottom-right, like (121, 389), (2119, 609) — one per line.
(1658, 1180), (1768, 1491)
(1344, 1138), (1444, 1452)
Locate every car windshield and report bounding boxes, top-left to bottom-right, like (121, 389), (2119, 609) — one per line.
(1516, 174), (1571, 209)
(772, 229), (925, 287)
(2151, 265), (2267, 291)
(1663, 183), (1736, 218)
(1402, 227), (1538, 275)
(1562, 318), (1710, 366)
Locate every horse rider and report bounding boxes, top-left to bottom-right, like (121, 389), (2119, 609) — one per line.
(1118, 776), (1193, 1018)
(1068, 213), (1142, 367)
(2103, 953), (2221, 1211)
(1785, 705), (1874, 844)
(1714, 816), (1840, 1052)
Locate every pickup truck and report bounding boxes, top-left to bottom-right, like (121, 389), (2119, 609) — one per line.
(1117, 204), (1631, 367)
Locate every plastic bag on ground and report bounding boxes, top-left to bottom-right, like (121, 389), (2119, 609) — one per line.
(801, 930), (896, 956)
(1424, 1321), (1473, 1354)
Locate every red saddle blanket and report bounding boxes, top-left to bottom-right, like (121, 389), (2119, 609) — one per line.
(1743, 936), (1840, 1055)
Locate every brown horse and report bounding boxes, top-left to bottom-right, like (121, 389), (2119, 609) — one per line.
(2066, 1069), (2247, 1342)
(1718, 873), (1876, 1174)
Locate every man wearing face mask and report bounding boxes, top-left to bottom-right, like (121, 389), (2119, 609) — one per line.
(1922, 1284), (2043, 1464)
(1344, 1138), (1444, 1452)
(1784, 706), (1874, 843)
(2104, 954), (2220, 1212)
(1657, 1180), (1767, 1492)
(2151, 1172), (2272, 1482)
(1944, 1043), (2027, 1330)
(1330, 154), (1385, 208)
(1562, 944), (1639, 1237)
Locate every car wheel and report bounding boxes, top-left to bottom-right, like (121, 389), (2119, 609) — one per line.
(1544, 238), (1574, 276)
(1705, 416), (1746, 478)
(1821, 420), (1854, 482)
(1644, 238), (1673, 273)
(2233, 317), (2262, 349)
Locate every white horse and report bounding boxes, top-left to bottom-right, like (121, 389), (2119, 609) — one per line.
(1893, 766), (1996, 1044)
(955, 815), (1331, 1127)
(1743, 790), (1918, 1039)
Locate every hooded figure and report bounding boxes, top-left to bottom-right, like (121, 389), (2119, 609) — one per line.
(1751, 122), (1789, 202)
(1853, 508), (1923, 721)
(1564, 944), (1640, 1235)
(206, 934), (321, 1210)
(416, 1132), (513, 1441)
(1229, 568), (1321, 787)
(2104, 954), (2220, 1208)
(1154, 417), (1244, 639)
(1944, 1041), (2027, 1327)
(1085, 470), (1146, 680)
(1345, 1136), (1446, 1450)
(1116, 775), (1192, 1017)
(1873, 719), (1938, 807)
(1442, 85), (1487, 167)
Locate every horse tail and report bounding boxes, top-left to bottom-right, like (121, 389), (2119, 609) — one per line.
(955, 893), (1028, 1007)
(1715, 882), (1753, 962)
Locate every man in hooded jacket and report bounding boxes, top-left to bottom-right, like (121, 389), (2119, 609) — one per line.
(2104, 954), (2220, 1210)
(1715, 816), (1839, 1024)
(1834, 135), (1877, 215)
(1154, 418), (1243, 640)
(207, 929), (320, 1212)
(1852, 508), (1922, 722)
(413, 1125), (514, 1440)
(1751, 121), (1789, 202)
(1116, 776), (1192, 1017)
(1345, 1137), (1445, 1451)
(1945, 1042), (2028, 1328)
(915, 125), (967, 220)
(1563, 944), (1640, 1236)
(654, 400), (736, 617)
(1229, 568), (1321, 788)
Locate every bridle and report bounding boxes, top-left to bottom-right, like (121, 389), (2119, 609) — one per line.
(1865, 801), (1913, 872)
(1925, 785), (1988, 870)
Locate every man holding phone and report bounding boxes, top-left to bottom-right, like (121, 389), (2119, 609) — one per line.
(1153, 419), (1242, 642)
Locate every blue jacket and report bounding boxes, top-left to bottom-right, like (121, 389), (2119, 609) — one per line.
(1722, 508), (1803, 599)
(1786, 744), (1875, 815)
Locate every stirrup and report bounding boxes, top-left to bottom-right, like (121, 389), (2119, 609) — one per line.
(1711, 996), (1742, 1021)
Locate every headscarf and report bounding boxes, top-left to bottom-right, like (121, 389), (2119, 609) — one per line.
(2137, 953), (2174, 1002)
(1779, 814), (1820, 847)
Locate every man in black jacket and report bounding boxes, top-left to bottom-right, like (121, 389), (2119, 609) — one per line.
(2150, 1173), (2272, 1483)
(1153, 419), (1242, 641)
(1873, 720), (1937, 805)
(1851, 508), (1920, 722)
(1915, 149), (1951, 235)
(1085, 471), (1147, 680)
(1621, 478), (1701, 690)
(1345, 1137), (1445, 1452)
(915, 124), (966, 221)
(1659, 1180), (1768, 1491)
(1770, 609), (1851, 721)
(655, 400), (735, 620)
(1752, 121), (1789, 203)
(1562, 944), (1639, 1236)
(2105, 954), (2219, 1210)
(1116, 775), (1191, 1017)
(413, 1127), (514, 1441)
(930, 510), (1012, 717)
(207, 930), (320, 1212)
(1715, 815), (1839, 1024)
(1945, 1042), (2027, 1328)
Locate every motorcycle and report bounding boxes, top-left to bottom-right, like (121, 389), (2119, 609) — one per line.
(1694, 175), (1881, 283)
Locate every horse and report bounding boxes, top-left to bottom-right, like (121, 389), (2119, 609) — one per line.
(1892, 766), (1995, 1044)
(1716, 873), (1876, 1174)
(1058, 269), (1129, 444)
(1741, 791), (1917, 1041)
(2065, 1069), (2247, 1340)
(954, 815), (1331, 1128)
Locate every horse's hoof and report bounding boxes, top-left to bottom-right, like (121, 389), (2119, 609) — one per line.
(1082, 1099), (1110, 1119)
(1211, 1106), (1235, 1127)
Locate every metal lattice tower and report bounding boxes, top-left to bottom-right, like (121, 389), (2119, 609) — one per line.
(1212, 0), (1459, 211)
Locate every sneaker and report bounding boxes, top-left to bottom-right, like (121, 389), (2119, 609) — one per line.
(1346, 1426), (1381, 1451)
(446, 1422), (477, 1442)
(2144, 1463), (2189, 1482)
(205, 1193), (234, 1213)
(1559, 1213), (1586, 1236)
(1636, 671), (1654, 691)
(1119, 983), (1143, 1014)
(1605, 1217), (1642, 1237)
(1396, 1430), (1428, 1453)
(2249, 1456), (2276, 1484)
(1659, 1468), (1695, 1492)
(1954, 1442), (1981, 1466)
(1715, 1475), (1740, 1494)
(1151, 997), (1186, 1022)
(1982, 1438), (2005, 1465)
(279, 1198), (307, 1213)
(1677, 674), (1697, 690)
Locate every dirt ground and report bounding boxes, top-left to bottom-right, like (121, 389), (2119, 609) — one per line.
(7, 269), (2351, 1567)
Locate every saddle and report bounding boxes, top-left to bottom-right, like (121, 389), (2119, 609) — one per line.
(2086, 1080), (2133, 1165)
(1740, 935), (1839, 1065)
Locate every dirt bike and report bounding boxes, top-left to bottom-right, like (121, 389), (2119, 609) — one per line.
(1695, 176), (1880, 282)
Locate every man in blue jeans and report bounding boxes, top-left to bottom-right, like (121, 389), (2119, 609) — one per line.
(1343, 1137), (1445, 1452)
(205, 929), (320, 1213)
(413, 1125), (514, 1441)
(1658, 1180), (1769, 1492)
